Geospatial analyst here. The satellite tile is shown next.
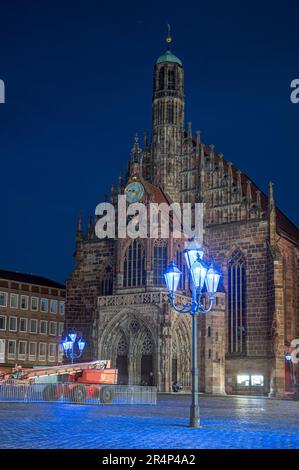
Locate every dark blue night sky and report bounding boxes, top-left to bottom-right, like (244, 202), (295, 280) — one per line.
(0, 0), (298, 284)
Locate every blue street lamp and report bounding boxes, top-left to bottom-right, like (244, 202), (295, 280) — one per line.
(62, 329), (86, 364)
(164, 246), (221, 428)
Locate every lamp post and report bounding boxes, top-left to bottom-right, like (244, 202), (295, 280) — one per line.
(164, 247), (221, 428)
(62, 328), (86, 364)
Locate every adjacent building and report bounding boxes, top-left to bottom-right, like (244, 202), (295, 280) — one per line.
(66, 35), (299, 396)
(0, 269), (65, 368)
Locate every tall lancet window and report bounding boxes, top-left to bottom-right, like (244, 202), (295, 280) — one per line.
(168, 70), (175, 90)
(228, 250), (247, 354)
(123, 241), (146, 288)
(176, 248), (188, 291)
(153, 239), (168, 286)
(100, 265), (113, 296)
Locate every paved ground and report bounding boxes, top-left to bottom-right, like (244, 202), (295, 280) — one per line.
(0, 394), (299, 449)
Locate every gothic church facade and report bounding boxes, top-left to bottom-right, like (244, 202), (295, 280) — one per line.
(66, 38), (299, 396)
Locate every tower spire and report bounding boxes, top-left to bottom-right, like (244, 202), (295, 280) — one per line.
(76, 209), (83, 243)
(166, 24), (172, 48)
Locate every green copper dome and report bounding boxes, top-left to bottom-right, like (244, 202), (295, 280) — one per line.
(156, 49), (182, 66)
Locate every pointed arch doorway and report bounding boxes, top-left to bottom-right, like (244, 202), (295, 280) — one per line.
(140, 332), (155, 386)
(116, 334), (128, 385)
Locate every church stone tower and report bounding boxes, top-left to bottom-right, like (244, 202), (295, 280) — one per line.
(151, 29), (184, 200)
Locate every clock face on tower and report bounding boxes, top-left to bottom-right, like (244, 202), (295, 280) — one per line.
(124, 181), (144, 203)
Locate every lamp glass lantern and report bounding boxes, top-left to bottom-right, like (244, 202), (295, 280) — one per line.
(205, 264), (222, 296)
(78, 338), (86, 353)
(189, 257), (209, 291)
(164, 260), (182, 295)
(183, 247), (204, 271)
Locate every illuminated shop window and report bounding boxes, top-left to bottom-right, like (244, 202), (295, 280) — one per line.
(251, 375), (264, 386)
(237, 374), (264, 387)
(237, 374), (250, 387)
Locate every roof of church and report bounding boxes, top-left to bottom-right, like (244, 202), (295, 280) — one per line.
(192, 137), (299, 247)
(156, 49), (182, 66)
(0, 269), (66, 289)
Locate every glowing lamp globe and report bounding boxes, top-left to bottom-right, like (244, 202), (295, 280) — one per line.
(190, 257), (209, 290)
(62, 336), (73, 351)
(164, 260), (182, 295)
(183, 247), (204, 270)
(205, 263), (221, 297)
(69, 330), (77, 343)
(78, 338), (86, 352)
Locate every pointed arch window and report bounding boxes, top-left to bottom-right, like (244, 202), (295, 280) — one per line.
(123, 240), (146, 288)
(100, 265), (113, 296)
(153, 239), (168, 286)
(228, 250), (247, 354)
(176, 248), (188, 291)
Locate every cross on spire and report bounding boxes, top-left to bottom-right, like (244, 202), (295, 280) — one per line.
(166, 24), (172, 48)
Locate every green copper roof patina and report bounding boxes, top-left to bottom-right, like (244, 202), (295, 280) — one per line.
(156, 49), (182, 66)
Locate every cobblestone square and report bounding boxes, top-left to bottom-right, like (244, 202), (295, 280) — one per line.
(0, 394), (299, 449)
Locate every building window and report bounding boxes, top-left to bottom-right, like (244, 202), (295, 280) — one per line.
(39, 342), (46, 360)
(59, 301), (65, 315)
(48, 343), (56, 361)
(49, 321), (57, 336)
(228, 250), (247, 354)
(9, 316), (17, 332)
(40, 320), (47, 335)
(19, 318), (28, 333)
(159, 67), (165, 90)
(18, 341), (27, 360)
(0, 315), (6, 331)
(168, 69), (175, 90)
(236, 374), (264, 387)
(31, 296), (38, 311)
(123, 240), (146, 288)
(7, 340), (16, 359)
(20, 295), (29, 310)
(50, 299), (57, 314)
(40, 298), (48, 313)
(29, 342), (37, 360)
(0, 292), (8, 307)
(10, 293), (18, 309)
(207, 326), (211, 337)
(58, 322), (64, 336)
(29, 319), (38, 334)
(153, 240), (168, 286)
(100, 266), (113, 296)
(58, 343), (64, 361)
(251, 375), (264, 386)
(176, 249), (188, 291)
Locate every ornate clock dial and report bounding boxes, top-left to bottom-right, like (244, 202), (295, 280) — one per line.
(124, 181), (144, 203)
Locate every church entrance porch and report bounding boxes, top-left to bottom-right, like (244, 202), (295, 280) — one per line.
(97, 307), (158, 387)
